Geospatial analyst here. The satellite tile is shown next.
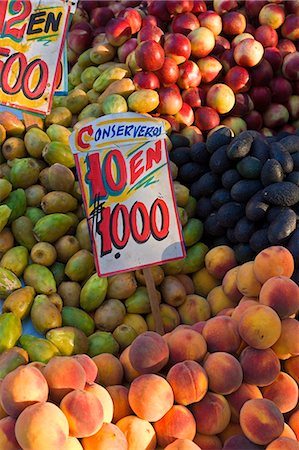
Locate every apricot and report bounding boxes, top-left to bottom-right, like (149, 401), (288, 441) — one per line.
(43, 356), (86, 403)
(117, 415), (156, 450)
(202, 316), (241, 353)
(146, 304), (180, 333)
(178, 294), (211, 324)
(81, 422), (127, 450)
(166, 360), (208, 406)
(128, 374), (174, 422)
(167, 327), (207, 363)
(62, 436), (84, 450)
(92, 353), (123, 386)
(285, 355), (299, 384)
(193, 432), (222, 449)
(129, 331), (169, 374)
(289, 409), (299, 440)
(262, 372), (298, 413)
(271, 318), (299, 360)
(226, 383), (263, 423)
(259, 276), (299, 319)
(0, 365), (48, 418)
(203, 352), (243, 395)
(207, 285), (236, 316)
(106, 384), (133, 423)
(205, 245), (237, 280)
(164, 438), (201, 449)
(154, 405), (196, 447)
(240, 346), (280, 386)
(222, 266), (243, 304)
(60, 389), (103, 438)
(192, 267), (220, 297)
(84, 382), (113, 423)
(239, 398), (284, 445)
(266, 437), (299, 450)
(72, 354), (98, 383)
(238, 304), (281, 349)
(253, 246), (294, 284)
(0, 416), (19, 450)
(190, 392), (231, 435)
(236, 261), (262, 297)
(15, 402), (69, 450)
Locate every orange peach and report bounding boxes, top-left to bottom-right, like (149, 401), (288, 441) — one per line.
(271, 318), (299, 360)
(62, 436), (84, 450)
(205, 245), (237, 280)
(238, 304), (282, 349)
(262, 372), (298, 413)
(206, 83), (236, 114)
(15, 402), (69, 450)
(154, 405), (196, 447)
(128, 374), (174, 422)
(230, 299), (259, 323)
(92, 353), (123, 386)
(233, 38), (264, 67)
(207, 285), (236, 316)
(193, 432), (222, 449)
(164, 438), (201, 449)
(288, 409), (299, 440)
(240, 346), (280, 386)
(236, 261), (262, 297)
(253, 246), (294, 284)
(203, 352), (243, 395)
(129, 331), (169, 373)
(259, 276), (299, 319)
(285, 355), (299, 384)
(266, 437), (299, 450)
(72, 354), (98, 383)
(202, 316), (241, 353)
(43, 356), (86, 403)
(0, 365), (49, 417)
(226, 383), (263, 423)
(119, 345), (141, 383)
(192, 267), (220, 297)
(60, 389), (103, 438)
(84, 382), (113, 423)
(81, 422), (127, 450)
(166, 360), (208, 406)
(0, 416), (19, 450)
(239, 398), (284, 445)
(219, 421), (243, 444)
(280, 423), (297, 440)
(167, 327), (207, 364)
(0, 381), (7, 420)
(222, 266), (243, 304)
(190, 392), (231, 435)
(116, 415), (156, 450)
(106, 385), (133, 423)
(178, 294), (211, 325)
(146, 304), (180, 333)
(222, 434), (264, 449)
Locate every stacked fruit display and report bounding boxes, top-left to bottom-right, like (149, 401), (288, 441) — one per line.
(0, 245), (299, 450)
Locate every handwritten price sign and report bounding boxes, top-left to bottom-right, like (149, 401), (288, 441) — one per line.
(0, 0), (70, 115)
(69, 113), (186, 277)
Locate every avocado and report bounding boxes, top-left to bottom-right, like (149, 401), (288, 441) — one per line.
(279, 135), (299, 154)
(267, 208), (297, 245)
(262, 182), (299, 206)
(211, 188), (231, 208)
(286, 171), (299, 186)
(236, 156), (262, 179)
(269, 142), (294, 174)
(292, 152), (299, 170)
(190, 142), (210, 164)
(209, 145), (231, 174)
(249, 228), (270, 253)
(226, 131), (254, 160)
(221, 169), (241, 189)
(170, 133), (190, 149)
(204, 212), (226, 236)
(169, 146), (191, 166)
(234, 217), (256, 243)
(206, 126), (233, 153)
(250, 137), (270, 164)
(226, 227), (238, 244)
(179, 162), (205, 184)
(234, 243), (256, 264)
(267, 206), (289, 223)
(245, 190), (269, 221)
(230, 179), (262, 203)
(217, 201), (245, 228)
(190, 171), (221, 198)
(261, 159), (284, 186)
(287, 228), (299, 268)
(196, 197), (213, 220)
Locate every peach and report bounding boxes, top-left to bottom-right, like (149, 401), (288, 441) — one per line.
(253, 246), (294, 284)
(266, 437), (299, 450)
(188, 27), (215, 58)
(43, 356), (86, 403)
(222, 11), (246, 36)
(62, 436), (83, 450)
(259, 276), (299, 319)
(166, 360), (208, 406)
(129, 331), (169, 374)
(198, 11), (222, 36)
(205, 245), (237, 280)
(207, 285), (236, 316)
(178, 294), (211, 325)
(164, 439), (201, 450)
(231, 32), (255, 47)
(190, 392), (231, 435)
(280, 423), (297, 440)
(0, 381), (7, 420)
(92, 353), (123, 386)
(116, 415), (156, 450)
(167, 327), (207, 363)
(206, 83), (235, 114)
(128, 374), (174, 422)
(154, 405), (196, 447)
(0, 416), (19, 450)
(197, 56), (222, 84)
(146, 304), (180, 333)
(285, 355), (299, 384)
(193, 432), (222, 449)
(233, 38), (264, 67)
(289, 409), (299, 440)
(15, 402), (69, 450)
(0, 365), (49, 418)
(60, 389), (103, 438)
(240, 346), (280, 387)
(238, 304), (281, 350)
(281, 15), (299, 41)
(72, 354), (98, 383)
(222, 434), (264, 449)
(239, 398), (284, 445)
(219, 421), (243, 444)
(192, 267), (220, 297)
(222, 267), (243, 304)
(262, 372), (298, 414)
(119, 345), (142, 382)
(84, 382), (113, 423)
(236, 261), (262, 297)
(81, 422), (127, 450)
(271, 318), (299, 360)
(203, 352), (243, 395)
(259, 3), (285, 29)
(221, 116), (247, 135)
(202, 316), (241, 353)
(255, 24), (278, 48)
(226, 383), (263, 423)
(231, 299), (259, 323)
(106, 385), (133, 423)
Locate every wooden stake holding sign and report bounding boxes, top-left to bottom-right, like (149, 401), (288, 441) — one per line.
(69, 113), (186, 335)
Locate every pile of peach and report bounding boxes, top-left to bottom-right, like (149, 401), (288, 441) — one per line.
(1, 245), (299, 450)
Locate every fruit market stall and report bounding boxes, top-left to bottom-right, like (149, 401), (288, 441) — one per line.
(0, 0), (299, 449)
